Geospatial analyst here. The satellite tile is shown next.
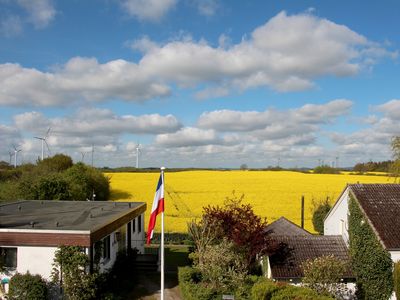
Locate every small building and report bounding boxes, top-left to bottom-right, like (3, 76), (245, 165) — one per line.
(0, 200), (146, 290)
(264, 217), (353, 284)
(324, 183), (400, 261)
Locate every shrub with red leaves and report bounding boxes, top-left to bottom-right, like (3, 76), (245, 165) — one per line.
(202, 192), (276, 268)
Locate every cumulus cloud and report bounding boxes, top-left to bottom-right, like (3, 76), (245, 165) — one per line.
(0, 12), (395, 106)
(198, 99), (352, 132)
(14, 108), (182, 137)
(0, 59), (171, 106)
(155, 127), (220, 147)
(328, 99), (400, 161)
(120, 0), (177, 21)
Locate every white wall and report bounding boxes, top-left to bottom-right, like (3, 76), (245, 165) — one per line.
(129, 213), (145, 253)
(17, 246), (57, 280)
(324, 187), (349, 244)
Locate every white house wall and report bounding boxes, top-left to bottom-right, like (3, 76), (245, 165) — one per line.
(130, 213), (145, 253)
(17, 246), (57, 280)
(324, 187), (349, 244)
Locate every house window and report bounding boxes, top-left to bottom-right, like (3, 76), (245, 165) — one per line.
(132, 218), (136, 233)
(102, 235), (110, 261)
(138, 215), (142, 233)
(0, 247), (17, 270)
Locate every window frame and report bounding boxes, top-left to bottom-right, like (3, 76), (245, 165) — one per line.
(0, 247), (17, 270)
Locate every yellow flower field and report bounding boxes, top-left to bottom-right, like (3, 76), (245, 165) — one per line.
(106, 171), (391, 233)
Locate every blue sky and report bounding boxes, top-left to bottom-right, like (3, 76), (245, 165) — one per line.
(0, 0), (399, 168)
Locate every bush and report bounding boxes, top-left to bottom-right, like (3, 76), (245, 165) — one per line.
(8, 272), (48, 300)
(251, 278), (281, 300)
(178, 266), (217, 300)
(271, 285), (334, 300)
(301, 255), (347, 297)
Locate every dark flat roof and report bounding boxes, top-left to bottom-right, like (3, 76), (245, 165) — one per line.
(0, 200), (146, 232)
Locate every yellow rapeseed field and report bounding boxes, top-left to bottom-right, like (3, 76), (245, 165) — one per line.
(106, 171), (391, 233)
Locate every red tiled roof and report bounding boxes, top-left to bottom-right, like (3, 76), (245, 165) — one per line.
(270, 235), (352, 279)
(266, 217), (311, 236)
(349, 183), (400, 250)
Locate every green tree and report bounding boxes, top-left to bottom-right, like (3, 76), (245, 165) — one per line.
(52, 246), (97, 300)
(37, 154), (73, 173)
(312, 198), (331, 234)
(313, 165), (340, 174)
(64, 163), (109, 200)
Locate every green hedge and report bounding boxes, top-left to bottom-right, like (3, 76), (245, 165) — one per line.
(348, 195), (393, 299)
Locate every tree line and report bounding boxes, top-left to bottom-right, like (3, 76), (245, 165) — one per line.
(0, 154), (109, 201)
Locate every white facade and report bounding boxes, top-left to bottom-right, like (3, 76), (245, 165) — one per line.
(324, 187), (350, 244)
(0, 212), (145, 293)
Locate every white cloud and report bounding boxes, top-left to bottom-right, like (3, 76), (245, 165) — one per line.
(198, 99), (352, 132)
(14, 108), (182, 137)
(0, 12), (394, 107)
(0, 58), (171, 106)
(376, 99), (400, 120)
(155, 127), (219, 147)
(120, 0), (177, 21)
(17, 0), (56, 29)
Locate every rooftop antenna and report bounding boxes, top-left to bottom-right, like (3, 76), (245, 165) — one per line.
(136, 143), (141, 168)
(13, 145), (21, 168)
(34, 127), (51, 160)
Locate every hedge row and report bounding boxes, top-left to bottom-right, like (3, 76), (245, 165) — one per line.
(179, 267), (334, 300)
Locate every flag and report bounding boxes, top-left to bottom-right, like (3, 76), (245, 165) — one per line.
(146, 172), (164, 244)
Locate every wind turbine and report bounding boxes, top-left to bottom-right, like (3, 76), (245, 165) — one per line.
(135, 143), (141, 168)
(34, 128), (51, 160)
(13, 146), (21, 168)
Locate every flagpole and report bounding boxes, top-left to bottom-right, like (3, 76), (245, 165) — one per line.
(160, 166), (165, 300)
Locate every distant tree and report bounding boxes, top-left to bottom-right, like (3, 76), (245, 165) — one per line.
(313, 165), (340, 174)
(312, 198), (332, 234)
(240, 164), (248, 170)
(37, 154), (73, 173)
(390, 136), (400, 181)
